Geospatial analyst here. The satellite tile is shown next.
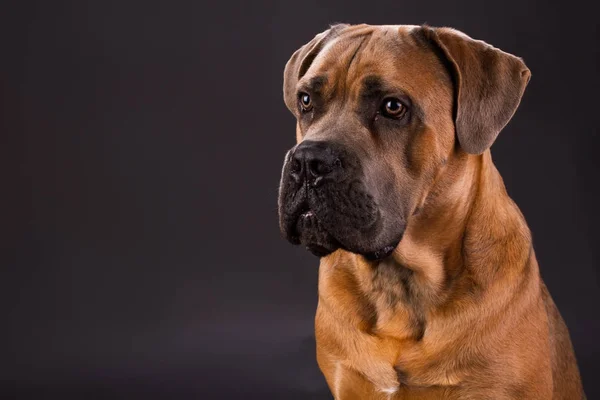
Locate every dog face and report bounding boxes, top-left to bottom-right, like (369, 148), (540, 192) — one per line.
(277, 24), (530, 259)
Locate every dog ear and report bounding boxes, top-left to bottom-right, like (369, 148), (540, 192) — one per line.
(421, 27), (531, 155)
(283, 24), (349, 115)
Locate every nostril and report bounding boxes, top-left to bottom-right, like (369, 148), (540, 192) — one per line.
(309, 159), (332, 177)
(289, 142), (344, 186)
(290, 157), (302, 174)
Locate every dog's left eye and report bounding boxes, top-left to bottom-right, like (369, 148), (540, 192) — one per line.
(381, 98), (407, 119)
(299, 93), (312, 112)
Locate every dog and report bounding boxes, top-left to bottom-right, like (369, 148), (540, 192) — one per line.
(277, 24), (585, 399)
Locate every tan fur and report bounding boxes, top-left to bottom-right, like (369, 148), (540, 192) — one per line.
(283, 24), (584, 399)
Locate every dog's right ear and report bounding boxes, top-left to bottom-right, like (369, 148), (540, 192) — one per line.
(417, 26), (531, 155)
(283, 24), (349, 115)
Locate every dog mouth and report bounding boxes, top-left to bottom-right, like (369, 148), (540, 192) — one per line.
(290, 205), (339, 256)
(278, 155), (402, 260)
(288, 203), (400, 260)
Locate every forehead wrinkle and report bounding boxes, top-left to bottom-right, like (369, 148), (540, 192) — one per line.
(301, 31), (375, 104)
(304, 33), (361, 73)
(350, 26), (452, 103)
(346, 35), (370, 73)
(342, 33), (373, 98)
(346, 33), (402, 102)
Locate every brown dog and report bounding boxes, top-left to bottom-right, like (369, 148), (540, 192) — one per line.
(277, 24), (584, 399)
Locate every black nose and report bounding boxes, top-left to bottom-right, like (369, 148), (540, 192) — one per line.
(290, 141), (342, 187)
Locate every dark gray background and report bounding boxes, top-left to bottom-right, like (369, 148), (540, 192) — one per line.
(2, 1), (598, 399)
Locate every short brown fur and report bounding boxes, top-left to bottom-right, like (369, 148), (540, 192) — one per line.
(281, 24), (584, 399)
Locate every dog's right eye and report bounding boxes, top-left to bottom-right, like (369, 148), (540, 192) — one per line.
(299, 93), (312, 112)
(380, 98), (407, 119)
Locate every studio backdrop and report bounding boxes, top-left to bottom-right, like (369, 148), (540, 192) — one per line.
(2, 0), (598, 399)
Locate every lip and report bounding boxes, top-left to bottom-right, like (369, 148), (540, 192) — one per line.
(300, 210), (315, 218)
(287, 205), (316, 244)
(363, 243), (399, 261)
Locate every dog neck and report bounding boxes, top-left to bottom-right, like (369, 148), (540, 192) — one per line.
(318, 149), (538, 343)
(316, 150), (540, 388)
(390, 148), (535, 305)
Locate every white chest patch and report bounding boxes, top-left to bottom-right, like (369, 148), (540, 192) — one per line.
(380, 385), (399, 396)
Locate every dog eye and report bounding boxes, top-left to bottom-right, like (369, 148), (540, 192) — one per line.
(299, 93), (312, 112)
(381, 98), (407, 118)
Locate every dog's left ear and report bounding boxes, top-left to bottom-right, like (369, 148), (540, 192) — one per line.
(421, 27), (531, 155)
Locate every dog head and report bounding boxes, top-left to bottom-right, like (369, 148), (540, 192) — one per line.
(277, 24), (530, 259)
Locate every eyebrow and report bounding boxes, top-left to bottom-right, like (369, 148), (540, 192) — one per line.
(297, 75), (328, 94)
(359, 75), (413, 104)
(360, 75), (390, 98)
